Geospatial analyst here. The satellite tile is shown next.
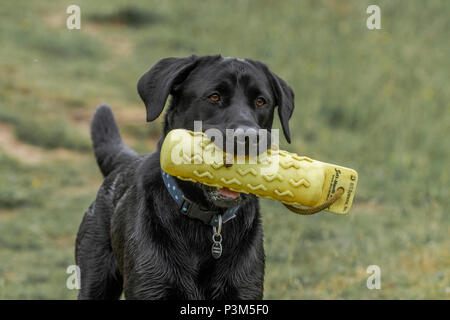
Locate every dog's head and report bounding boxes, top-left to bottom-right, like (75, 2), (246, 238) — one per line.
(138, 55), (295, 208)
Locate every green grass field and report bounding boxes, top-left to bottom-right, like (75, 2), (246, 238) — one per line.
(0, 0), (448, 299)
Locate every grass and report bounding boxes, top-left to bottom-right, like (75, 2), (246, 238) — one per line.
(0, 0), (448, 299)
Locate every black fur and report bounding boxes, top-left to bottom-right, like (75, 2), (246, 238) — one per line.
(76, 55), (295, 299)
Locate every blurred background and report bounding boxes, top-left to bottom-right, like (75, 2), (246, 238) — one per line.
(0, 0), (448, 299)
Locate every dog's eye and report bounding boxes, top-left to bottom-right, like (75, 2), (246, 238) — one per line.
(209, 94), (221, 102)
(255, 97), (266, 107)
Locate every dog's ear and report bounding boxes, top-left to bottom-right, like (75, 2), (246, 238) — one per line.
(137, 55), (199, 122)
(246, 60), (295, 143)
(269, 72), (295, 143)
(273, 74), (295, 143)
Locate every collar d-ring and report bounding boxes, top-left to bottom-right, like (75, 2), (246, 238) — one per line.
(213, 214), (222, 235)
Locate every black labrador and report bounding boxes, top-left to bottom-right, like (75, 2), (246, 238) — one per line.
(75, 54), (295, 299)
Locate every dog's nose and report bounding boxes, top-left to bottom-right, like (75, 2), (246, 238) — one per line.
(225, 125), (271, 157)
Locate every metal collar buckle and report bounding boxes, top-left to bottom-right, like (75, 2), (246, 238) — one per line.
(179, 197), (193, 216)
(211, 214), (223, 259)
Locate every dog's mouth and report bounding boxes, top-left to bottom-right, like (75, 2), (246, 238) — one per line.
(199, 184), (243, 208)
(218, 187), (240, 199)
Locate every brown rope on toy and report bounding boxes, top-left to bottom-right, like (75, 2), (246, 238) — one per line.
(283, 187), (345, 215)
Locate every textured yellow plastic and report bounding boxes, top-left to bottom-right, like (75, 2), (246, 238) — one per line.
(160, 129), (358, 214)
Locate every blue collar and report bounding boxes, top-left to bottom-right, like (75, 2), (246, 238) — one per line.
(161, 168), (239, 227)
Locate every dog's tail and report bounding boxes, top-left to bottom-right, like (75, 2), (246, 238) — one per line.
(91, 105), (138, 177)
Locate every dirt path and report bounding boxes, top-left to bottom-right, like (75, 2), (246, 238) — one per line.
(0, 123), (87, 165)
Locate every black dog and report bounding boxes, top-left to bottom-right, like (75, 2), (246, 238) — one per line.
(75, 55), (295, 299)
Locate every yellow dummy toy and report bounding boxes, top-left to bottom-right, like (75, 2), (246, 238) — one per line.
(160, 129), (358, 215)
